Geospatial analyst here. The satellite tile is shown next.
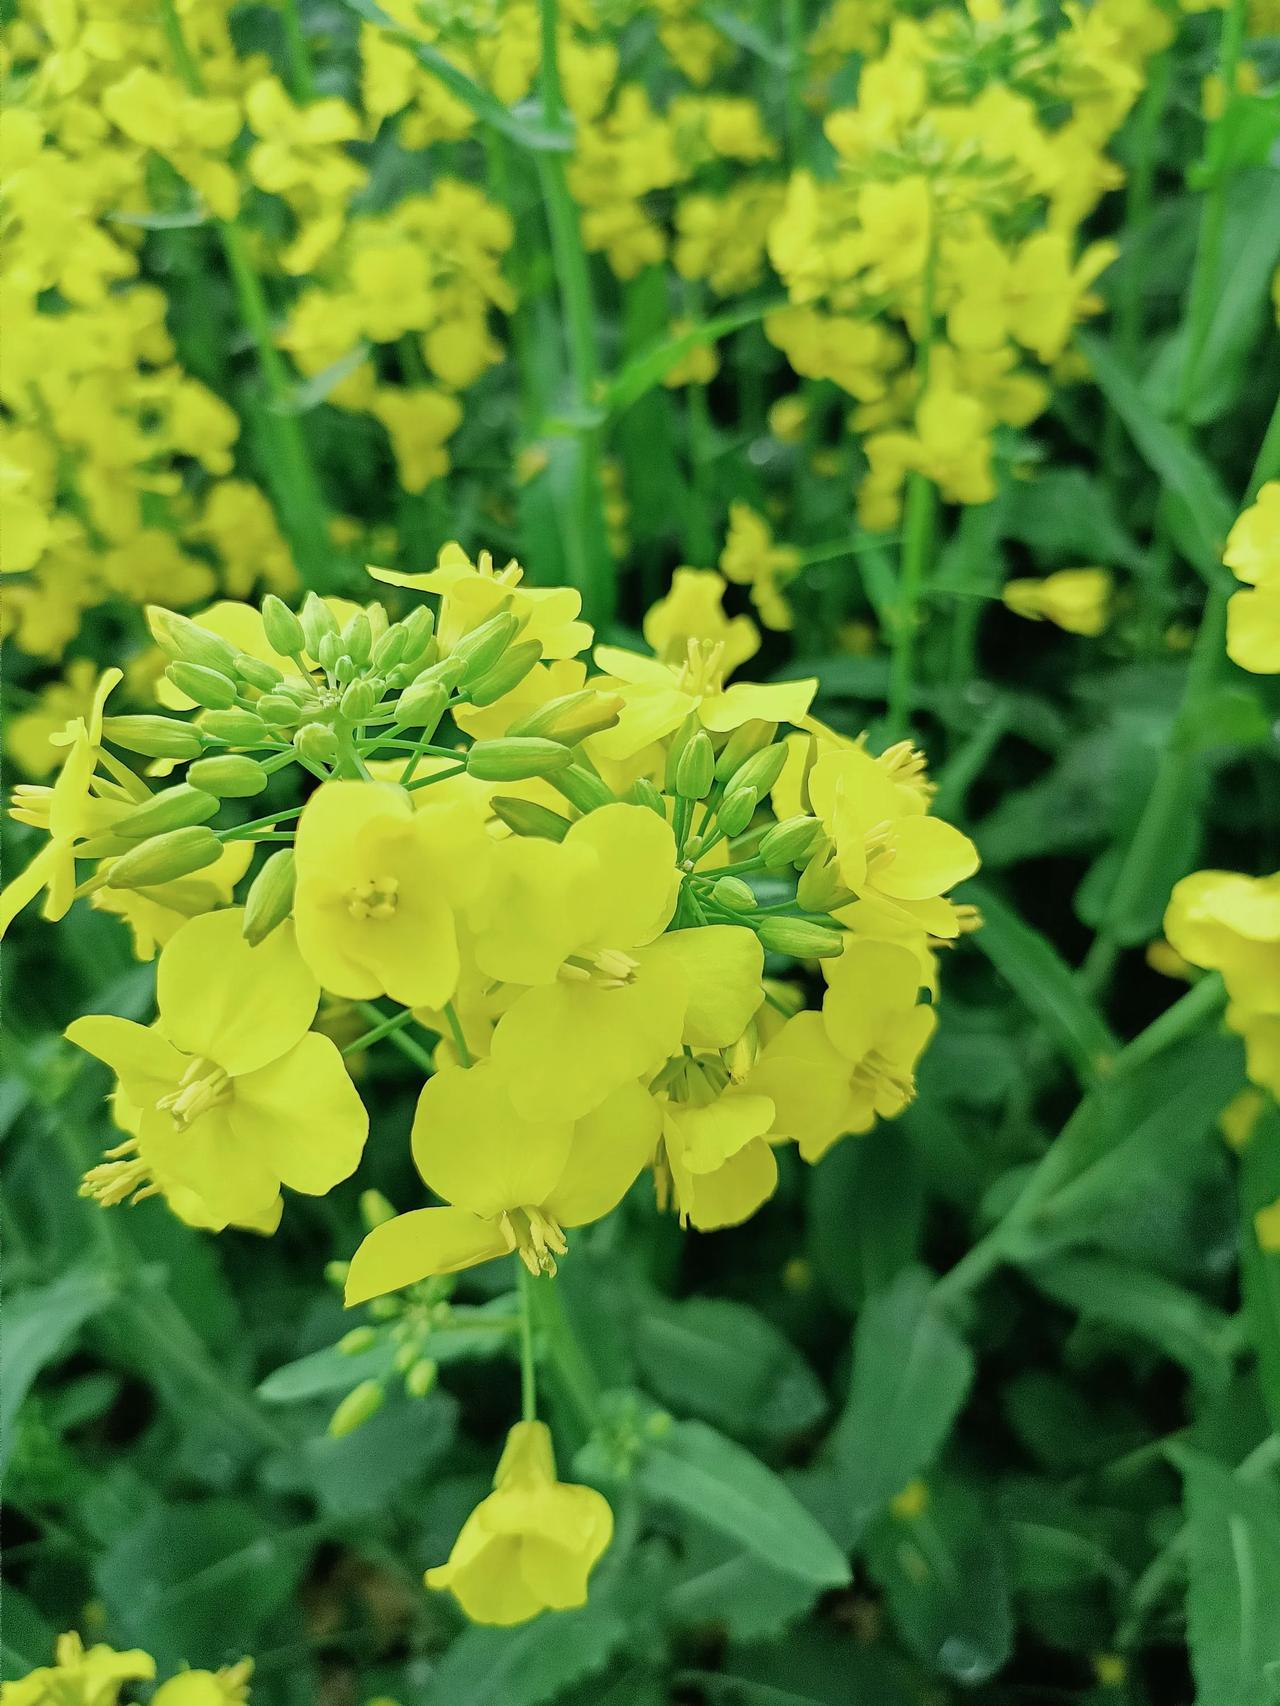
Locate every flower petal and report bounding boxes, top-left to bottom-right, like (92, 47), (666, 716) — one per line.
(345, 1206), (507, 1304)
(157, 909), (319, 1074)
(411, 1060), (574, 1215)
(230, 1033), (368, 1195)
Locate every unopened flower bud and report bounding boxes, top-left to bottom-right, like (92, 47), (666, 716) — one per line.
(625, 777), (667, 817)
(262, 594), (306, 658)
(466, 737), (573, 781)
(242, 848), (295, 944)
(342, 611), (373, 667)
(759, 814), (825, 870)
(454, 612), (521, 683)
(716, 786), (758, 838)
(714, 720), (777, 781)
(360, 1189), (397, 1229)
(166, 662), (237, 710)
(201, 708), (269, 745)
(116, 784), (219, 839)
(797, 848), (854, 913)
(510, 690), (623, 744)
(549, 764), (616, 813)
(393, 680), (449, 735)
(294, 723), (339, 765)
(712, 876), (758, 912)
(465, 640), (542, 706)
(237, 656), (284, 693)
(300, 591), (339, 655)
(756, 917), (845, 958)
(399, 603), (436, 658)
(371, 625), (409, 673)
(664, 715), (701, 793)
(188, 755), (269, 798)
(491, 796), (572, 841)
(147, 606), (239, 674)
(675, 729), (715, 800)
(317, 633), (346, 674)
(724, 743), (789, 802)
(339, 1326), (377, 1355)
(406, 1359), (437, 1399)
(256, 694), (303, 729)
(107, 826), (222, 889)
(340, 679), (379, 722)
(102, 715), (204, 760)
(328, 1379), (385, 1438)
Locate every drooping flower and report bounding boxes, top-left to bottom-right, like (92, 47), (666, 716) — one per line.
(1003, 567), (1113, 636)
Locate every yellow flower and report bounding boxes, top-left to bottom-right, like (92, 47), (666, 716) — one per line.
(1224, 483), (1279, 673)
(92, 841), (254, 961)
(369, 388), (463, 492)
(344, 1070), (659, 1298)
(294, 781), (491, 1008)
(425, 1421), (613, 1626)
(66, 909), (367, 1228)
(1164, 870), (1280, 1093)
(1226, 585), (1280, 673)
(371, 543), (591, 661)
(1224, 483), (1280, 586)
(152, 1661), (253, 1706)
(1003, 567), (1113, 636)
(660, 320), (720, 388)
(658, 1071), (779, 1230)
(592, 571), (815, 762)
(719, 502), (802, 632)
(5, 658), (101, 777)
(751, 938), (936, 1161)
(0, 1632), (154, 1706)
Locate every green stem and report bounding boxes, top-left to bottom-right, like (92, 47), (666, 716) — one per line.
(354, 1001), (436, 1072)
(341, 1005), (419, 1056)
(784, 0), (805, 162)
(218, 804), (305, 841)
(443, 999), (473, 1067)
(1245, 387), (1280, 499)
(535, 0), (613, 625)
(517, 1262), (538, 1423)
(528, 1272), (600, 1431)
(278, 0), (317, 101)
(1115, 51), (1170, 379)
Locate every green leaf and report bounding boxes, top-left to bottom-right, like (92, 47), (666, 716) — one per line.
(0, 1586), (56, 1680)
(1, 1263), (117, 1475)
(1176, 1448), (1280, 1706)
(636, 1419), (851, 1588)
(865, 1477), (1013, 1685)
(665, 1532), (823, 1640)
(964, 880), (1118, 1084)
(258, 1339), (397, 1403)
(1026, 1254), (1233, 1392)
(829, 1268), (974, 1547)
(806, 1124), (924, 1312)
(634, 1295), (826, 1442)
(1001, 467), (1147, 568)
(1076, 332), (1234, 583)
(1238, 1105), (1280, 1432)
(422, 1599), (628, 1706)
(603, 295), (786, 417)
(263, 1392), (457, 1518)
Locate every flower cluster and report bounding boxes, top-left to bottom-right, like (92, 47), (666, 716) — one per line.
(3, 546), (979, 1622)
(1223, 482), (1279, 674)
(1164, 869), (1279, 1100)
(1, 1632), (252, 1706)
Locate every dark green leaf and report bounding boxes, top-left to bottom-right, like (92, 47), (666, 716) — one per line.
(422, 1599), (628, 1706)
(1, 1264), (117, 1475)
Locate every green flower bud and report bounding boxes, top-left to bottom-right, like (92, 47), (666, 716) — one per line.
(714, 719), (778, 782)
(166, 662), (237, 710)
(724, 743), (789, 802)
(756, 916), (845, 958)
(796, 849), (855, 914)
(712, 875), (758, 911)
(262, 594), (306, 658)
(274, 678), (315, 705)
(317, 632), (346, 674)
(406, 1359), (438, 1399)
(625, 777), (667, 817)
(465, 640), (542, 706)
(300, 590), (339, 655)
(107, 826), (222, 890)
(759, 814), (825, 870)
(342, 611), (372, 667)
(187, 755), (269, 798)
(664, 714), (701, 793)
(466, 737), (573, 781)
(147, 606), (239, 674)
(325, 1259), (351, 1287)
(102, 715), (203, 760)
(115, 785), (219, 839)
(201, 708), (270, 745)
(550, 764), (617, 813)
(294, 723), (339, 765)
(716, 785), (758, 838)
(393, 1342), (417, 1374)
(237, 656), (284, 694)
(454, 611), (521, 683)
(399, 603), (436, 658)
(360, 1189), (397, 1229)
(340, 679), (379, 721)
(510, 689), (624, 744)
(255, 693), (303, 729)
(675, 729), (715, 800)
(490, 796), (572, 841)
(371, 625), (409, 673)
(242, 848), (296, 945)
(339, 1326), (378, 1355)
(393, 680), (449, 735)
(328, 1379), (385, 1438)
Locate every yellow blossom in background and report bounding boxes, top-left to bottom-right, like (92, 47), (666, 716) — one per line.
(1224, 482), (1280, 673)
(1003, 568), (1114, 636)
(1165, 870), (1280, 1096)
(720, 502), (802, 631)
(0, 1632), (155, 1706)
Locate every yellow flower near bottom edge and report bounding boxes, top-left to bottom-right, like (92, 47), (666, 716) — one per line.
(1226, 583), (1280, 673)
(1003, 568), (1113, 637)
(0, 1632), (154, 1705)
(427, 1421), (613, 1625)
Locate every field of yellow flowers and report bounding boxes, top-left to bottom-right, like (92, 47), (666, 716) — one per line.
(2, 0), (1278, 1701)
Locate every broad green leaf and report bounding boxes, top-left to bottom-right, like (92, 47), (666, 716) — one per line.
(806, 1124), (924, 1312)
(263, 1392), (457, 1518)
(423, 1599), (628, 1706)
(1176, 1447), (1280, 1706)
(1, 1263), (117, 1476)
(964, 880), (1118, 1083)
(1001, 467), (1146, 568)
(829, 1267), (974, 1547)
(258, 1339), (397, 1403)
(865, 1477), (1014, 1686)
(1076, 332), (1234, 582)
(665, 1532), (822, 1640)
(634, 1294), (826, 1442)
(636, 1419), (851, 1588)
(1026, 1255), (1233, 1392)
(0, 1586), (56, 1681)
